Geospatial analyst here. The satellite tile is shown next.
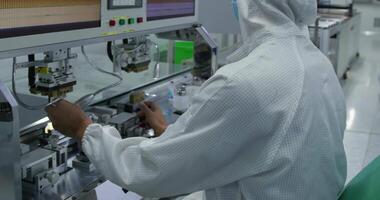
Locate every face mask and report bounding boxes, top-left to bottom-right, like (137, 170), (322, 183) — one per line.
(232, 0), (239, 21)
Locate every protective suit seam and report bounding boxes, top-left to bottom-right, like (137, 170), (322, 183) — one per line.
(265, 37), (306, 172)
(284, 37), (306, 131)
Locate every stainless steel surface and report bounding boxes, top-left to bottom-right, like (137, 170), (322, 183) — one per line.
(21, 148), (58, 196)
(20, 117), (50, 136)
(31, 168), (103, 200)
(21, 148), (57, 181)
(14, 51), (77, 70)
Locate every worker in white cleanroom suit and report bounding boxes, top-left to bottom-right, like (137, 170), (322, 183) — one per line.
(46, 0), (347, 199)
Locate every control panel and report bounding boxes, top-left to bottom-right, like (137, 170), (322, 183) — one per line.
(0, 0), (198, 54)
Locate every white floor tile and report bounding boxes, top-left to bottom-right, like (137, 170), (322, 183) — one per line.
(358, 35), (380, 61)
(363, 134), (380, 167)
(343, 131), (371, 183)
(342, 31), (380, 132)
(345, 94), (379, 133)
(343, 60), (380, 133)
(370, 111), (380, 134)
(342, 24), (380, 183)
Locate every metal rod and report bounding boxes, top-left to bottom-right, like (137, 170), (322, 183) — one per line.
(195, 25), (218, 75)
(0, 24), (195, 60)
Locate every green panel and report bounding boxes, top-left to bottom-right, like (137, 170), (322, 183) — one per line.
(175, 41), (194, 66)
(339, 156), (380, 200)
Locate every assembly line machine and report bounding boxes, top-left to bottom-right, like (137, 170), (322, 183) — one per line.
(311, 2), (361, 79)
(0, 0), (220, 199)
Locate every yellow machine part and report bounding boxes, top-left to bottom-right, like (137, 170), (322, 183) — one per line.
(36, 66), (49, 74)
(129, 91), (145, 104)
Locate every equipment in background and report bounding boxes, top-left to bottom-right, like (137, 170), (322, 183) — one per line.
(317, 1), (354, 16)
(0, 0), (222, 199)
(310, 1), (360, 80)
(109, 37), (150, 72)
(157, 26), (218, 79)
(15, 49), (77, 99)
(7, 30), (215, 198)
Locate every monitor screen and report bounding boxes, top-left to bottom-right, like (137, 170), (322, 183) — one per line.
(147, 0), (195, 21)
(0, 0), (101, 39)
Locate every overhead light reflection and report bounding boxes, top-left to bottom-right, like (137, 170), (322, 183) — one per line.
(346, 108), (356, 130)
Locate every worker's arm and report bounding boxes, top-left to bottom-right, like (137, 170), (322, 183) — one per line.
(81, 73), (282, 198)
(46, 73), (281, 198)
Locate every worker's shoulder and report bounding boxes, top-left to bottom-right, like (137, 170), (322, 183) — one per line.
(222, 40), (304, 76)
(219, 46), (304, 88)
(210, 45), (305, 106)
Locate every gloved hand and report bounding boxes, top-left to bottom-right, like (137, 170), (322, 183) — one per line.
(45, 100), (92, 141)
(137, 101), (168, 137)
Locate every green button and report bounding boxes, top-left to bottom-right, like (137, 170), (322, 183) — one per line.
(119, 19), (126, 25)
(128, 18), (135, 24)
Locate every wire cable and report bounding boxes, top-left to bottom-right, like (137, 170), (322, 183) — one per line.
(76, 46), (123, 108)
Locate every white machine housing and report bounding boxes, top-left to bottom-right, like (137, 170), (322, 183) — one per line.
(0, 0), (199, 55)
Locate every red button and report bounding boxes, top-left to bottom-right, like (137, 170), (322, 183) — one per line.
(137, 17), (144, 23)
(109, 20), (116, 27)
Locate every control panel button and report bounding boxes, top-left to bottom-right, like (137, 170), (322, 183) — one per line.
(119, 19), (126, 26)
(128, 18), (135, 24)
(109, 20), (116, 27)
(137, 17), (144, 23)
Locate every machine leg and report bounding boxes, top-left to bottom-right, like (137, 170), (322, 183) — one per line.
(343, 72), (348, 80)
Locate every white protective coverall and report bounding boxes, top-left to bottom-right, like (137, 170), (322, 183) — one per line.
(82, 0), (347, 199)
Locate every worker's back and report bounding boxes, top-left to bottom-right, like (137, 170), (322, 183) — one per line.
(204, 28), (347, 199)
(80, 1), (347, 199)
(80, 33), (347, 200)
(204, 0), (347, 198)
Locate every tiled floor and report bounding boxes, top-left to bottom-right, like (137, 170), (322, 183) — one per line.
(342, 4), (380, 183)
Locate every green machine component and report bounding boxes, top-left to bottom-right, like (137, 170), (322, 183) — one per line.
(175, 41), (194, 65)
(339, 156), (380, 200)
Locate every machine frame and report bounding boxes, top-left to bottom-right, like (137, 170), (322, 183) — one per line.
(0, 0), (221, 199)
(0, 0), (199, 58)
